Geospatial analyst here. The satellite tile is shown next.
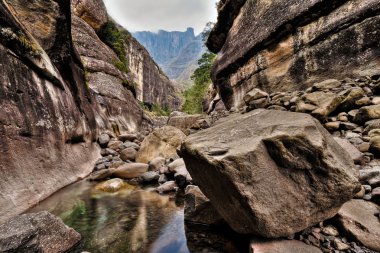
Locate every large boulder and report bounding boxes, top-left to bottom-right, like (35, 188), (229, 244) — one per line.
(111, 163), (149, 179)
(335, 200), (380, 252)
(136, 126), (186, 163)
(0, 211), (81, 252)
(167, 114), (205, 133)
(180, 109), (360, 237)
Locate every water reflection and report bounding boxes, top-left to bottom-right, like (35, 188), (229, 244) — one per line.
(28, 180), (190, 253)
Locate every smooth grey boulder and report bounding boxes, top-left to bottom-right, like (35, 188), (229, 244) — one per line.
(0, 211), (81, 253)
(180, 109), (360, 238)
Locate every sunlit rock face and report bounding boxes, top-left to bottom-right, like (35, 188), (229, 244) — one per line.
(207, 0), (380, 109)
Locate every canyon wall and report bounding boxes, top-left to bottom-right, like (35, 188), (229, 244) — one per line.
(134, 28), (205, 86)
(0, 0), (179, 223)
(207, 0), (380, 109)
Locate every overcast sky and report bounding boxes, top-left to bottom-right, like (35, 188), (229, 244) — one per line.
(103, 0), (218, 35)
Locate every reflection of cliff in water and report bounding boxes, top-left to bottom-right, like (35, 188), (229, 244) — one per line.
(28, 180), (190, 253)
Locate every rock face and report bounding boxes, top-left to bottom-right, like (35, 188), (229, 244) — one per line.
(125, 35), (181, 109)
(0, 0), (100, 224)
(207, 0), (380, 109)
(180, 109), (360, 237)
(133, 28), (205, 85)
(0, 0), (179, 224)
(0, 211), (81, 252)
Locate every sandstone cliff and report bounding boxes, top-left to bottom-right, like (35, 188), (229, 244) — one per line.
(0, 0), (179, 224)
(207, 0), (380, 109)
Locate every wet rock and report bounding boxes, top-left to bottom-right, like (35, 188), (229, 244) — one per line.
(336, 199), (380, 252)
(120, 147), (137, 161)
(180, 109), (360, 237)
(0, 211), (81, 253)
(139, 171), (160, 184)
(89, 169), (113, 181)
(95, 178), (128, 192)
(184, 185), (223, 225)
(250, 238), (322, 253)
(333, 137), (365, 165)
(112, 163), (149, 179)
(136, 126), (186, 163)
(98, 133), (110, 148)
(156, 181), (177, 194)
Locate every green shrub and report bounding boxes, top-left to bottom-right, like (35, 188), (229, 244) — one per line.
(182, 51), (216, 114)
(98, 21), (130, 73)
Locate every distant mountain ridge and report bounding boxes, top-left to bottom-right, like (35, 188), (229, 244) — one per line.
(133, 28), (205, 87)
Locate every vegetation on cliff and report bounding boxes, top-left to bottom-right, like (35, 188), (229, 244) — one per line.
(182, 51), (215, 114)
(97, 20), (130, 73)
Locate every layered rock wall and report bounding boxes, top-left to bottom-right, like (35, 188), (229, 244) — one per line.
(0, 0), (100, 223)
(0, 0), (180, 224)
(207, 0), (380, 109)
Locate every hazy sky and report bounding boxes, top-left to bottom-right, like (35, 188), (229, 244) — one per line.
(103, 0), (218, 35)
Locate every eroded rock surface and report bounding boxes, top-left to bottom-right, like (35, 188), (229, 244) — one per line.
(180, 109), (360, 237)
(0, 211), (81, 253)
(207, 0), (380, 109)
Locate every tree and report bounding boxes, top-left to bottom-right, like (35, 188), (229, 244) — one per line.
(182, 51), (216, 114)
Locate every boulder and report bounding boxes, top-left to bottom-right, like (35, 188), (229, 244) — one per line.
(95, 178), (128, 192)
(244, 88), (269, 104)
(370, 136), (380, 157)
(312, 79), (341, 91)
(112, 163), (149, 179)
(296, 92), (342, 120)
(184, 185), (223, 225)
(156, 181), (177, 194)
(250, 238), (323, 253)
(119, 147), (137, 161)
(136, 126), (186, 163)
(89, 169), (113, 181)
(0, 211), (81, 253)
(334, 87), (366, 113)
(180, 109), (360, 237)
(148, 157), (166, 171)
(336, 199), (380, 252)
(107, 140), (123, 151)
(118, 133), (137, 142)
(333, 137), (365, 165)
(372, 187), (380, 205)
(139, 171), (160, 184)
(354, 104), (380, 124)
(98, 133), (110, 148)
(167, 114), (205, 133)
